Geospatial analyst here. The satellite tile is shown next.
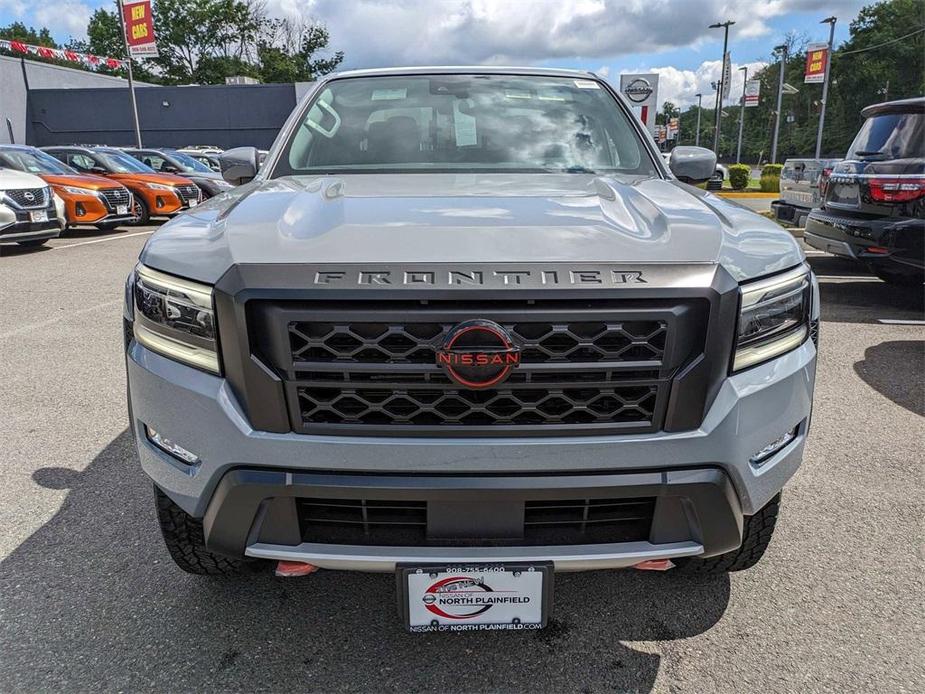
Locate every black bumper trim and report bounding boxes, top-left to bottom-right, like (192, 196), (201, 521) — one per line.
(199, 467), (744, 561)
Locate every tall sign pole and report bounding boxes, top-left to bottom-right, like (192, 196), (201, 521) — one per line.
(814, 16), (837, 158)
(771, 43), (787, 164)
(736, 66), (747, 163)
(116, 0), (143, 148)
(709, 20), (735, 155)
(694, 93), (702, 146)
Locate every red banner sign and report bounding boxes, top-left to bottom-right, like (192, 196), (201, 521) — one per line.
(121, 0), (158, 58)
(804, 43), (828, 84)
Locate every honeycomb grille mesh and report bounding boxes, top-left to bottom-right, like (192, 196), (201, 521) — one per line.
(296, 385), (659, 427)
(290, 320), (667, 364)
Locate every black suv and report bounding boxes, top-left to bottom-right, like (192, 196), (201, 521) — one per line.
(805, 97), (924, 285)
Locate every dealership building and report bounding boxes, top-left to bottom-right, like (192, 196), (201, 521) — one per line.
(0, 55), (314, 150)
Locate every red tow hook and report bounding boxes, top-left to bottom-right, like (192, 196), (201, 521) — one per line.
(632, 559), (675, 571)
(275, 560), (319, 577)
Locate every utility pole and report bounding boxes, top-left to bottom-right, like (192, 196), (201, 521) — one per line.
(771, 43), (788, 164)
(116, 0), (143, 148)
(709, 20), (735, 155)
(814, 16), (837, 159)
(736, 66), (747, 163)
(695, 93), (703, 146)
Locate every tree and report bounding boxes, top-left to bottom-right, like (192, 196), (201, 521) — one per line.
(0, 22), (57, 46)
(71, 0), (343, 86)
(257, 20), (344, 83)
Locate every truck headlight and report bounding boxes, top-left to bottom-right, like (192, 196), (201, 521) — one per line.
(733, 265), (811, 371)
(133, 264), (220, 374)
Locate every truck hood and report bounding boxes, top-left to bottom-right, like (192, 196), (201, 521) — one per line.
(140, 173), (803, 284)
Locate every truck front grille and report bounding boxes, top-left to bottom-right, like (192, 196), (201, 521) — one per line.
(296, 496), (655, 546)
(249, 298), (707, 436)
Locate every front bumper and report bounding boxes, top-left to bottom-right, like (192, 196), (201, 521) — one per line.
(128, 330), (816, 568)
(0, 205), (63, 244)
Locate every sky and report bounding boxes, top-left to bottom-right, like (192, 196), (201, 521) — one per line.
(0, 0), (868, 107)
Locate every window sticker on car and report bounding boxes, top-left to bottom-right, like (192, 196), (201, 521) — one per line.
(574, 79), (600, 89)
(371, 88), (407, 101)
(454, 104), (477, 147)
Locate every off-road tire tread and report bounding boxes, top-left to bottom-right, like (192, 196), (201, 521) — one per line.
(154, 486), (252, 576)
(677, 493), (781, 574)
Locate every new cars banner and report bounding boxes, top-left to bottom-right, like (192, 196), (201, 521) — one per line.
(121, 0), (159, 59)
(804, 43), (828, 84)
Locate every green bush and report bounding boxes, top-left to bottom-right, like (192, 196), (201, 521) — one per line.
(728, 164), (751, 190)
(761, 163), (783, 178)
(759, 173), (780, 193)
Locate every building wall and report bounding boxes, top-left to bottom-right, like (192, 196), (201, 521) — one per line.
(29, 83), (298, 150)
(0, 55), (151, 145)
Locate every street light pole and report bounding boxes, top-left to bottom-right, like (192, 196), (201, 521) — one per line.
(771, 43), (787, 164)
(736, 66), (747, 163)
(694, 93), (703, 146)
(814, 16), (837, 159)
(709, 20), (735, 155)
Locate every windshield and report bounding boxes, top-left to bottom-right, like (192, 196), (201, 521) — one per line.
(164, 150), (213, 173)
(0, 149), (76, 175)
(847, 112), (924, 160)
(97, 151), (156, 174)
(275, 75), (657, 176)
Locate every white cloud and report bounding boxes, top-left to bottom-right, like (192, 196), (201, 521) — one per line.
(33, 1), (94, 38)
(266, 0), (865, 68)
(638, 58), (769, 109)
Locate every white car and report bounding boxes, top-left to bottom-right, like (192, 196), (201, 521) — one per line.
(0, 168), (66, 247)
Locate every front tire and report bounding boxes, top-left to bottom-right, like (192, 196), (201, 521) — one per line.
(17, 239), (48, 248)
(132, 197), (150, 226)
(95, 221), (123, 231)
(155, 486), (257, 576)
(675, 493), (781, 574)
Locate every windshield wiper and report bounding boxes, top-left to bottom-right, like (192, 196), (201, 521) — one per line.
(562, 166), (598, 174)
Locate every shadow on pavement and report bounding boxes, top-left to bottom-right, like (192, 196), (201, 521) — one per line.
(854, 341), (924, 417)
(808, 255), (924, 324)
(0, 430), (730, 692)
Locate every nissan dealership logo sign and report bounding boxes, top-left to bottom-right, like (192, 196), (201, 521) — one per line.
(623, 78), (653, 103)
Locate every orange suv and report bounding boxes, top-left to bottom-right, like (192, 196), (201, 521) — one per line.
(0, 145), (136, 231)
(43, 146), (200, 225)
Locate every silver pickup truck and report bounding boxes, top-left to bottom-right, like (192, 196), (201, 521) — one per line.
(124, 67), (819, 633)
(771, 157), (840, 227)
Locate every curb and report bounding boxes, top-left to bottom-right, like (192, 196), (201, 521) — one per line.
(716, 191), (779, 199)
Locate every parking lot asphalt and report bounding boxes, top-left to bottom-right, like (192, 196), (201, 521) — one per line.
(1, 225), (923, 693)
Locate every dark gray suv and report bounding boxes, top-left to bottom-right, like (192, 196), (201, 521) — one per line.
(124, 68), (818, 632)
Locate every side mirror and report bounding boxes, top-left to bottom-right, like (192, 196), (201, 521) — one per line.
(90, 166), (108, 175)
(668, 146), (717, 184)
(220, 147), (259, 185)
(163, 164), (179, 173)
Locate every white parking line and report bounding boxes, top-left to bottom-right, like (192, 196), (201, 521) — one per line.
(877, 319), (925, 326)
(817, 275), (882, 282)
(53, 230), (155, 249)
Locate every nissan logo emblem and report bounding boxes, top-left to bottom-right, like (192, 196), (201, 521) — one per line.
(23, 191), (35, 202)
(623, 78), (653, 103)
(436, 320), (521, 389)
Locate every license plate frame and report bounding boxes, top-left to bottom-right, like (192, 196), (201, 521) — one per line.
(29, 210), (48, 223)
(116, 204), (129, 215)
(397, 562), (553, 633)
